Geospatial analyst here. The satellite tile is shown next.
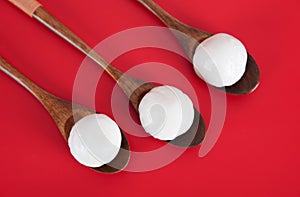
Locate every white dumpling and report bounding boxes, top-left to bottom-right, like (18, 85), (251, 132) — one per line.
(68, 114), (122, 168)
(139, 86), (194, 141)
(193, 33), (247, 87)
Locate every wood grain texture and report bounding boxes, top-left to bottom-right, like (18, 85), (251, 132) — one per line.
(33, 7), (156, 105)
(34, 7), (92, 54)
(34, 8), (130, 82)
(136, 0), (210, 60)
(224, 54), (260, 94)
(0, 56), (130, 174)
(31, 6), (206, 147)
(137, 0), (260, 95)
(170, 107), (206, 147)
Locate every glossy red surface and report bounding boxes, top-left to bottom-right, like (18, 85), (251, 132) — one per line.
(0, 0), (299, 196)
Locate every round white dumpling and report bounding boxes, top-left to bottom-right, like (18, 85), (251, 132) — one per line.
(138, 86), (194, 141)
(193, 33), (247, 87)
(68, 114), (122, 168)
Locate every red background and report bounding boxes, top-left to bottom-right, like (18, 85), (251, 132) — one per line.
(1, 0), (300, 196)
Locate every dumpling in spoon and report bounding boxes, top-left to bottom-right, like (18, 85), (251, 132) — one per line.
(193, 33), (248, 87)
(139, 86), (194, 141)
(68, 114), (122, 168)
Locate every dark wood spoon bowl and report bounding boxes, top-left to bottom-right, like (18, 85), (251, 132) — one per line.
(136, 0), (260, 95)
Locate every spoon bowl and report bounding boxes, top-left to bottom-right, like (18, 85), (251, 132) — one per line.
(117, 75), (206, 147)
(0, 57), (130, 174)
(136, 0), (260, 94)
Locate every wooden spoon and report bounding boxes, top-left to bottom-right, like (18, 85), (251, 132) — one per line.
(9, 0), (206, 147)
(136, 0), (260, 95)
(0, 56), (130, 174)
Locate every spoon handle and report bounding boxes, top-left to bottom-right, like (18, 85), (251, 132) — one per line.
(9, 0), (150, 104)
(0, 56), (49, 101)
(137, 0), (185, 29)
(34, 9), (124, 82)
(9, 0), (126, 80)
(0, 56), (94, 140)
(136, 0), (206, 34)
(137, 0), (210, 60)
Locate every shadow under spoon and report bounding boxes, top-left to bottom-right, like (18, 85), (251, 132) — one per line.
(9, 1), (205, 147)
(0, 56), (130, 174)
(136, 0), (260, 95)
